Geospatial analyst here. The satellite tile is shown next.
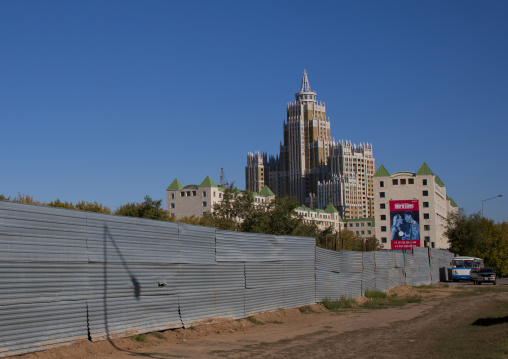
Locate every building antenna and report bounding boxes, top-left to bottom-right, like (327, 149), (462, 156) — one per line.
(219, 168), (229, 187)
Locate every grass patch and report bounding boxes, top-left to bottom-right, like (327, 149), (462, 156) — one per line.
(322, 296), (355, 310)
(299, 305), (314, 314)
(246, 316), (264, 325)
(149, 331), (164, 339)
(429, 301), (508, 358)
(364, 289), (387, 299)
(361, 295), (422, 309)
(188, 325), (197, 331)
(132, 334), (146, 342)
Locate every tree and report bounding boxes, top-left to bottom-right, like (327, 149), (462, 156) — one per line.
(115, 196), (172, 221)
(446, 208), (507, 276)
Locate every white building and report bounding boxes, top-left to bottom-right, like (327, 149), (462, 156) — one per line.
(373, 162), (458, 249)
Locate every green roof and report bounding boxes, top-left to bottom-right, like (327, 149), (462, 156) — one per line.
(183, 184), (198, 190)
(198, 176), (217, 188)
(167, 178), (183, 191)
(416, 162), (434, 176)
(448, 196), (458, 207)
(324, 204), (338, 213)
(435, 175), (445, 187)
(258, 186), (275, 196)
(373, 165), (390, 177)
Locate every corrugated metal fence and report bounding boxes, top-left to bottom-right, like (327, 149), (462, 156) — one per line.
(0, 201), (454, 357)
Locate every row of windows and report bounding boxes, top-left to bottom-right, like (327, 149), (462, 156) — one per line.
(172, 191), (222, 199)
(380, 224), (431, 232)
(379, 179), (428, 187)
(380, 213), (431, 221)
(170, 201), (208, 208)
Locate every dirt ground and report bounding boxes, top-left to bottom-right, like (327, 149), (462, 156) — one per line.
(15, 283), (508, 359)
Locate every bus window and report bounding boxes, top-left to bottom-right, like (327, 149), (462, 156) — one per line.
(464, 260), (474, 268)
(453, 260), (464, 268)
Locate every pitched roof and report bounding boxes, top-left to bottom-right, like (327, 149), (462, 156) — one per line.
(258, 186), (275, 196)
(167, 178), (183, 191)
(373, 164), (390, 177)
(324, 204), (338, 213)
(416, 162), (434, 176)
(198, 176), (217, 188)
(448, 196), (458, 207)
(435, 176), (445, 187)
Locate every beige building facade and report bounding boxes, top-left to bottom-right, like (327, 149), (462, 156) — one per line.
(246, 70), (375, 220)
(373, 162), (458, 250)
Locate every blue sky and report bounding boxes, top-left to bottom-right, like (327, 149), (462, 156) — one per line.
(1, 1), (507, 222)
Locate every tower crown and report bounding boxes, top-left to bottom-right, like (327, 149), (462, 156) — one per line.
(295, 69), (317, 102)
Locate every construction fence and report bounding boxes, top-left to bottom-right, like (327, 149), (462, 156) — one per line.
(0, 201), (454, 357)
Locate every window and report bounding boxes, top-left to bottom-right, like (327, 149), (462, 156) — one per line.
(400, 179), (406, 185)
(424, 225), (430, 231)
(171, 203), (175, 209)
(380, 192), (385, 198)
(356, 231), (360, 235)
(392, 179), (398, 185)
(361, 223), (365, 227)
(171, 194), (175, 199)
(203, 191), (207, 197)
(423, 179), (428, 185)
(423, 213), (429, 219)
(380, 203), (386, 209)
(349, 223), (353, 227)
(356, 223), (359, 227)
(423, 190), (429, 196)
(368, 230), (371, 234)
(202, 201), (207, 207)
(187, 191), (191, 196)
(192, 191), (196, 196)
(219, 193), (222, 198)
(425, 236), (430, 242)
(181, 192), (185, 197)
(381, 215), (386, 220)
(381, 237), (387, 243)
(423, 202), (429, 208)
(381, 226), (387, 232)
(408, 179), (414, 184)
(368, 223), (371, 226)
(380, 181), (384, 188)
(361, 231), (365, 234)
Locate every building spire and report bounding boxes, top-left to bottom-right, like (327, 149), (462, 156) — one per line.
(300, 69), (311, 92)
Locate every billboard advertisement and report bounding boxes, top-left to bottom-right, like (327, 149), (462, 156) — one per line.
(389, 200), (420, 250)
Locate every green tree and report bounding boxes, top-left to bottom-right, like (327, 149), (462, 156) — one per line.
(75, 201), (111, 214)
(48, 198), (76, 210)
(115, 196), (172, 221)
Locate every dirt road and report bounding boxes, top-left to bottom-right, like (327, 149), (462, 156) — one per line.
(18, 283), (508, 359)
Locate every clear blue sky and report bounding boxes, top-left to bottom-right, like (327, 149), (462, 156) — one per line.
(1, 1), (507, 222)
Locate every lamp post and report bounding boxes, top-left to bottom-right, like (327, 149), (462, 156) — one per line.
(482, 195), (503, 217)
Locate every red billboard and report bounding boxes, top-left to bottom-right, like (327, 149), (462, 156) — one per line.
(389, 200), (420, 250)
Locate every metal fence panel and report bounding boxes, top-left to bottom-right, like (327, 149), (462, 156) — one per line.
(178, 223), (215, 264)
(284, 260), (315, 285)
(86, 213), (179, 264)
(87, 263), (178, 300)
(179, 290), (246, 327)
(375, 268), (390, 292)
(414, 248), (431, 286)
(0, 262), (89, 305)
(88, 295), (182, 341)
(176, 263), (245, 294)
(245, 286), (284, 315)
(0, 301), (88, 358)
(338, 272), (363, 299)
(281, 235), (316, 261)
(216, 230), (284, 262)
(315, 247), (341, 273)
(339, 251), (363, 273)
(284, 282), (315, 308)
(245, 261), (283, 288)
(316, 270), (341, 301)
(0, 201), (88, 262)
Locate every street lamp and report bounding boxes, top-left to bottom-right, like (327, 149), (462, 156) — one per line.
(482, 194), (503, 216)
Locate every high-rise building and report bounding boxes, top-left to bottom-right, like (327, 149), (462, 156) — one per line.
(246, 70), (375, 219)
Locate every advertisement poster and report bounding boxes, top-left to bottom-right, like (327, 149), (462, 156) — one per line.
(389, 200), (420, 250)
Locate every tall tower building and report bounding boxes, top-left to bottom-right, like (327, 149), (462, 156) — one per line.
(246, 70), (374, 219)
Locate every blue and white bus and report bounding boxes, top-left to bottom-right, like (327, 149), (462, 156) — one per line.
(451, 256), (484, 281)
